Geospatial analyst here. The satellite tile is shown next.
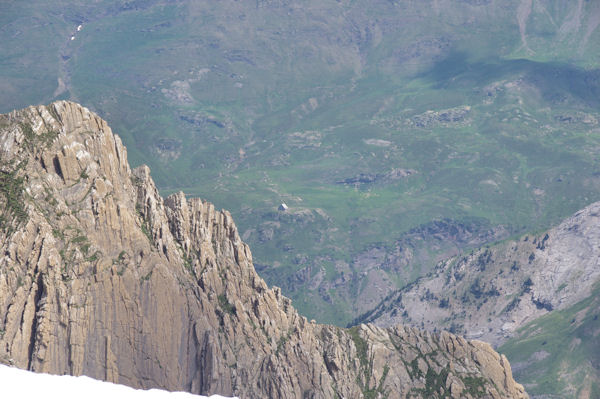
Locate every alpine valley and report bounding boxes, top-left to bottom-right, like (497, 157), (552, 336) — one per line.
(2, 0), (600, 325)
(1, 1), (600, 398)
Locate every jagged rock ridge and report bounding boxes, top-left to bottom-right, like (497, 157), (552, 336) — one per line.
(0, 101), (527, 398)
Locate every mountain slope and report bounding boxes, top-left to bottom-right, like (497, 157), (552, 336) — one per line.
(0, 101), (528, 398)
(360, 201), (600, 397)
(360, 200), (600, 344)
(499, 285), (600, 398)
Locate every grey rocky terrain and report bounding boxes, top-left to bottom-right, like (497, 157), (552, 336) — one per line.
(362, 201), (600, 346)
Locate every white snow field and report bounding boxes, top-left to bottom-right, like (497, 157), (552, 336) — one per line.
(0, 364), (236, 399)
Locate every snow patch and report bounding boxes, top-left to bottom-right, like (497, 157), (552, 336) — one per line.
(0, 365), (236, 399)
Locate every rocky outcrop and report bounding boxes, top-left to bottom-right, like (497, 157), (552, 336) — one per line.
(0, 101), (527, 398)
(362, 200), (600, 347)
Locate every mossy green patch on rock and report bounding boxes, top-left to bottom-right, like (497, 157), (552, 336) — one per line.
(19, 122), (58, 151)
(217, 294), (236, 316)
(0, 160), (28, 233)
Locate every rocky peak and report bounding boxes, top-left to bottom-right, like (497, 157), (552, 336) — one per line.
(0, 101), (527, 398)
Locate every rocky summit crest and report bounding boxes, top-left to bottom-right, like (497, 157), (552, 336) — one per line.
(0, 101), (527, 398)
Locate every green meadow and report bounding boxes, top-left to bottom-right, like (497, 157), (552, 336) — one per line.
(1, 0), (600, 324)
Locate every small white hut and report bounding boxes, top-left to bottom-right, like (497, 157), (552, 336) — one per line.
(278, 203), (289, 211)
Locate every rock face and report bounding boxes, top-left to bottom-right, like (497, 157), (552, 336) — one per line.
(362, 200), (600, 346)
(0, 101), (528, 398)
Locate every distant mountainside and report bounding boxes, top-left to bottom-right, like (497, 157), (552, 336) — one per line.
(0, 101), (528, 398)
(358, 202), (600, 397)
(2, 0), (600, 325)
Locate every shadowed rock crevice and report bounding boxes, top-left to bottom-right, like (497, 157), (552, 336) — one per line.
(26, 274), (44, 370)
(52, 156), (63, 180)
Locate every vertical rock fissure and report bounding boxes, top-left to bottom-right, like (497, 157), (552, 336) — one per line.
(26, 273), (44, 370)
(52, 156), (63, 180)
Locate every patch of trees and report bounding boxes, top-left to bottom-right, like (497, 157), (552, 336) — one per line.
(476, 249), (492, 271)
(536, 233), (550, 250)
(532, 297), (553, 311)
(468, 278), (500, 300)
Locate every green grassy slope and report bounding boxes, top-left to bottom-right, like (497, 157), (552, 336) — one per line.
(500, 285), (600, 398)
(1, 0), (600, 324)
